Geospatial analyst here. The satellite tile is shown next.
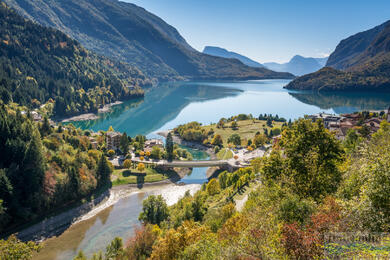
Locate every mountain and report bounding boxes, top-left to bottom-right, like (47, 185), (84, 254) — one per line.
(326, 20), (390, 70)
(5, 0), (293, 81)
(202, 46), (264, 68)
(285, 20), (390, 91)
(264, 55), (327, 76)
(315, 57), (328, 67)
(0, 2), (147, 117)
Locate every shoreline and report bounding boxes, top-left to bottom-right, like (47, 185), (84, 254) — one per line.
(60, 101), (123, 123)
(15, 179), (183, 243)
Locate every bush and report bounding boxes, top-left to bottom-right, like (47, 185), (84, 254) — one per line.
(107, 150), (115, 157)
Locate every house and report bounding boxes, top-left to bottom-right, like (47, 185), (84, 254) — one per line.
(144, 139), (164, 152)
(307, 113), (341, 128)
(31, 111), (42, 122)
(89, 137), (98, 149)
(387, 107), (390, 122)
(106, 132), (122, 150)
(364, 118), (382, 132)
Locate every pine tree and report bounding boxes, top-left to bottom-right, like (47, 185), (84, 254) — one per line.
(68, 167), (80, 198)
(120, 133), (129, 154)
(40, 116), (51, 136)
(97, 154), (111, 187)
(22, 128), (45, 208)
(166, 133), (174, 161)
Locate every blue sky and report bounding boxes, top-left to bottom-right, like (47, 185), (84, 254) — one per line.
(123, 0), (390, 63)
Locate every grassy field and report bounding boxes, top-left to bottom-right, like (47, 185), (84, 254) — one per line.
(111, 167), (178, 186)
(216, 148), (233, 160)
(202, 119), (284, 146)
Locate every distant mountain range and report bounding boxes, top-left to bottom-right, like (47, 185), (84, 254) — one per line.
(5, 0), (293, 81)
(286, 20), (390, 91)
(202, 46), (327, 76)
(264, 55), (328, 76)
(203, 46), (264, 68)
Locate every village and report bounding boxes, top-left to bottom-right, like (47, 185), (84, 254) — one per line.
(307, 107), (390, 140)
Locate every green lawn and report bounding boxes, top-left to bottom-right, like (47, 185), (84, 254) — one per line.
(202, 119), (283, 147)
(216, 148), (233, 160)
(111, 167), (177, 186)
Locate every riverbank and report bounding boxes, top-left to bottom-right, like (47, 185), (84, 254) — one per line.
(16, 177), (191, 243)
(60, 101), (123, 123)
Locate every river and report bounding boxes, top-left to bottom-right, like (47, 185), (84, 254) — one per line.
(35, 79), (390, 259)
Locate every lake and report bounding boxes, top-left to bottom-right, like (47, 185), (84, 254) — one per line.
(38, 79), (390, 259)
(72, 79), (390, 137)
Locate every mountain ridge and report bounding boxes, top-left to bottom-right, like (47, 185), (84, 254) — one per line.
(5, 0), (293, 81)
(264, 55), (327, 76)
(202, 46), (264, 68)
(0, 2), (147, 117)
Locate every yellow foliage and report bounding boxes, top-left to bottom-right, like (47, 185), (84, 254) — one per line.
(137, 163), (145, 172)
(150, 221), (209, 260)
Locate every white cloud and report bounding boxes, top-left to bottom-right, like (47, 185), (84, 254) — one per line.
(318, 52), (330, 58)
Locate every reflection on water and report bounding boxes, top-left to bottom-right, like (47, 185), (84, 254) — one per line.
(289, 91), (390, 114)
(71, 81), (242, 136)
(72, 80), (390, 138)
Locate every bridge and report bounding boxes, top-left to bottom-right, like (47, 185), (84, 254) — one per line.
(162, 160), (230, 168)
(132, 158), (243, 170)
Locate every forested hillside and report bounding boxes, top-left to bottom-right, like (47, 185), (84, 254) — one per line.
(4, 0), (294, 81)
(0, 104), (112, 234)
(0, 3), (148, 118)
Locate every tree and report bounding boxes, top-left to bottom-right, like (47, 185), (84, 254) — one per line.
(275, 119), (344, 200)
(22, 128), (45, 207)
(231, 121), (238, 129)
(40, 116), (51, 137)
(120, 132), (129, 154)
(206, 179), (220, 196)
(68, 167), (80, 198)
(97, 154), (112, 187)
(150, 146), (162, 160)
(123, 159), (132, 169)
(105, 237), (124, 259)
(228, 134), (241, 146)
(107, 150), (115, 158)
(137, 163), (145, 172)
(253, 134), (267, 147)
(0, 235), (41, 260)
(217, 119), (225, 129)
(211, 134), (223, 146)
(139, 195), (169, 225)
(166, 132), (174, 160)
(125, 225), (159, 260)
(266, 118), (273, 127)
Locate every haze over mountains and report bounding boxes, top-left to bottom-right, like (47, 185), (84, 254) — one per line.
(264, 55), (328, 76)
(203, 46), (264, 68)
(286, 19), (390, 91)
(5, 0), (293, 81)
(202, 46), (328, 76)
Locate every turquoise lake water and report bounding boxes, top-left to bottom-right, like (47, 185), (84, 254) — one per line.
(72, 79), (390, 137)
